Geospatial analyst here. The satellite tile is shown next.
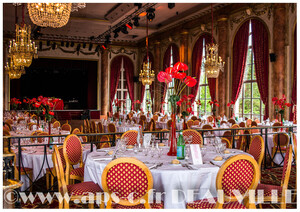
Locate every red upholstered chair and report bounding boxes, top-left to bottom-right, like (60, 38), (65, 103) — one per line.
(186, 120), (194, 129)
(271, 133), (289, 166)
(52, 121), (61, 129)
(101, 157), (163, 209)
(72, 128), (81, 134)
(248, 135), (265, 176)
(97, 122), (104, 141)
(193, 120), (200, 125)
(187, 154), (260, 209)
(53, 145), (104, 209)
(207, 116), (214, 123)
(121, 130), (138, 145)
(61, 123), (72, 133)
(99, 135), (111, 149)
(256, 145), (293, 209)
(182, 129), (203, 145)
(246, 119), (253, 127)
(228, 118), (236, 125)
(63, 134), (84, 184)
(221, 137), (232, 149)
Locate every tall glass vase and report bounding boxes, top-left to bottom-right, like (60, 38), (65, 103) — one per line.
(48, 121), (52, 146)
(167, 113), (177, 156)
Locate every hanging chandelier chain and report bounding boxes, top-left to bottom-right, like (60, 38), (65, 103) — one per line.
(146, 18), (149, 63)
(22, 3), (24, 26)
(211, 3), (213, 44)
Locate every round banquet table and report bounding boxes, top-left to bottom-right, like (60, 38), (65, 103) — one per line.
(102, 123), (140, 133)
(156, 120), (183, 130)
(84, 145), (250, 209)
(13, 144), (96, 191)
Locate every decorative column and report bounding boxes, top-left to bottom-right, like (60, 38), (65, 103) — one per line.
(217, 15), (228, 117)
(180, 29), (189, 112)
(272, 3), (287, 118)
(153, 41), (161, 112)
(101, 48), (109, 116)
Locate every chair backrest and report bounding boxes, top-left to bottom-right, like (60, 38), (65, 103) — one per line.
(193, 120), (200, 125)
(152, 115), (159, 122)
(3, 128), (10, 136)
(17, 117), (25, 123)
(6, 119), (13, 125)
(121, 130), (138, 145)
(76, 132), (88, 142)
(207, 116), (213, 123)
(222, 131), (232, 141)
(202, 124), (213, 130)
(239, 122), (246, 128)
(191, 116), (197, 121)
(99, 135), (111, 148)
(187, 120), (194, 128)
(114, 112), (120, 119)
(37, 132), (49, 143)
(272, 122), (282, 132)
(30, 130), (42, 143)
(292, 133), (297, 163)
(182, 129), (203, 145)
(53, 145), (68, 196)
(61, 123), (72, 133)
(72, 128), (81, 134)
(91, 120), (97, 133)
(228, 119), (236, 125)
(53, 121), (61, 128)
(4, 122), (11, 131)
(273, 133), (289, 146)
(221, 137), (232, 148)
(281, 145), (293, 187)
(101, 157), (153, 207)
(215, 154), (259, 207)
(63, 134), (83, 165)
(149, 119), (156, 131)
(140, 115), (146, 122)
(220, 120), (227, 125)
(248, 135), (265, 168)
(250, 126), (260, 134)
(246, 119), (252, 127)
(254, 119), (260, 124)
(80, 125), (84, 133)
(31, 114), (37, 120)
(97, 122), (104, 133)
(167, 120), (172, 130)
(251, 121), (258, 127)
(108, 123), (117, 133)
(28, 123), (37, 130)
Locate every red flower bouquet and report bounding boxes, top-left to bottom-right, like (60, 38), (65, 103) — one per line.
(272, 94), (291, 122)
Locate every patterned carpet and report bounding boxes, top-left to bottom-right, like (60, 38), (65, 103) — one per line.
(18, 166), (297, 209)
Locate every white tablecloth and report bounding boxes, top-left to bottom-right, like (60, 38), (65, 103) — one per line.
(84, 146), (249, 209)
(156, 121), (183, 130)
(14, 144), (96, 191)
(103, 123), (140, 133)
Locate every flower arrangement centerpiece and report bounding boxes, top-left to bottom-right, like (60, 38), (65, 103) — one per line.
(209, 99), (219, 117)
(157, 62), (197, 156)
(10, 98), (21, 110)
(227, 100), (235, 118)
(195, 100), (202, 118)
(177, 94), (194, 130)
(133, 100), (141, 112)
(113, 99), (123, 113)
(272, 95), (291, 124)
(161, 101), (167, 115)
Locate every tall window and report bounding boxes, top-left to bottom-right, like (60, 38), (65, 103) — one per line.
(164, 46), (174, 113)
(113, 60), (131, 113)
(142, 85), (152, 112)
(193, 38), (212, 115)
(235, 21), (264, 121)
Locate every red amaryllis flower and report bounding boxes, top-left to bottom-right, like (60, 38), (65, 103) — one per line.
(184, 76), (197, 87)
(196, 100), (201, 105)
(49, 111), (55, 116)
(209, 101), (214, 105)
(136, 100), (141, 104)
(188, 94), (194, 100)
(157, 71), (172, 83)
(182, 95), (188, 101)
(176, 100), (182, 106)
(285, 103), (292, 107)
(165, 67), (173, 74)
(38, 96), (44, 101)
(34, 102), (41, 108)
(227, 103), (231, 107)
(187, 107), (192, 113)
(272, 97), (278, 103)
(173, 62), (188, 72)
(215, 103), (220, 107)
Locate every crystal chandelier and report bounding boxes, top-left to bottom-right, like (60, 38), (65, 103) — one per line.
(139, 18), (155, 86)
(8, 23), (38, 67)
(27, 3), (72, 28)
(5, 59), (25, 79)
(204, 4), (225, 78)
(71, 3), (86, 12)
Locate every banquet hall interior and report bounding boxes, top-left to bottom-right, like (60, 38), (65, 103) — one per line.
(2, 2), (297, 210)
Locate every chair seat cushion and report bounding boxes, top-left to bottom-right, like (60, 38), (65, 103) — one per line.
(70, 167), (84, 177)
(256, 183), (282, 197)
(112, 202), (164, 209)
(186, 198), (246, 209)
(67, 181), (102, 196)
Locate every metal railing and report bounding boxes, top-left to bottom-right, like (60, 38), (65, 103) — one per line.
(3, 125), (296, 193)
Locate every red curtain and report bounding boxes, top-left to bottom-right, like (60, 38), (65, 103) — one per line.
(251, 19), (269, 119)
(290, 25), (297, 120)
(109, 56), (123, 112)
(161, 43), (179, 111)
(191, 33), (212, 102)
(141, 52), (154, 103)
(231, 20), (250, 103)
(123, 56), (135, 105)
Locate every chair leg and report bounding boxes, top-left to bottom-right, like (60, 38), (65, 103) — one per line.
(46, 172), (49, 190)
(63, 199), (69, 209)
(50, 175), (54, 189)
(29, 172), (33, 192)
(59, 199), (63, 209)
(88, 202), (94, 209)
